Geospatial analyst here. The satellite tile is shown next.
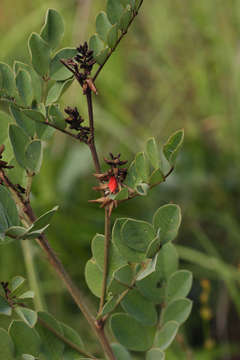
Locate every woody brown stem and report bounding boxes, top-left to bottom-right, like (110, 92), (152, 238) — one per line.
(0, 169), (116, 360)
(86, 89), (101, 173)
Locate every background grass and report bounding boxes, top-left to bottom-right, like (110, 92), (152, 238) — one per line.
(1, 0), (240, 358)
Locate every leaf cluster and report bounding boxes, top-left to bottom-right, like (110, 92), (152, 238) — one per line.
(86, 203), (192, 356)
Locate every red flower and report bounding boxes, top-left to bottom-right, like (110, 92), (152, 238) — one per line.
(108, 176), (118, 193)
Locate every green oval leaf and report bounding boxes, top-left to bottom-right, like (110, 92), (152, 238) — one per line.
(136, 271), (166, 305)
(46, 78), (73, 105)
(119, 5), (132, 32)
(110, 313), (155, 351)
(40, 9), (64, 49)
(59, 321), (84, 359)
(9, 124), (29, 169)
(149, 169), (164, 186)
(137, 243), (179, 304)
(107, 24), (119, 49)
(10, 105), (35, 138)
(107, 0), (124, 25)
(89, 34), (105, 59)
(25, 140), (43, 173)
(155, 321), (179, 351)
(28, 33), (51, 76)
(50, 48), (77, 81)
(5, 226), (27, 240)
(135, 152), (149, 182)
(0, 186), (19, 241)
(6, 158), (27, 189)
(0, 62), (15, 97)
(0, 111), (12, 144)
(155, 243), (179, 278)
(14, 61), (42, 102)
(16, 69), (33, 107)
(95, 47), (109, 65)
(30, 206), (59, 232)
(112, 218), (146, 263)
(153, 204), (181, 244)
(22, 109), (46, 123)
(18, 291), (35, 299)
(146, 137), (160, 170)
(91, 233), (126, 275)
(96, 11), (112, 42)
(36, 311), (64, 360)
(161, 298), (192, 325)
(21, 225), (50, 240)
(85, 259), (103, 298)
(48, 104), (66, 130)
(111, 343), (132, 360)
(14, 307), (38, 328)
(121, 289), (158, 326)
(10, 276), (26, 294)
(163, 129), (184, 166)
(108, 265), (134, 295)
(124, 160), (139, 189)
(9, 320), (41, 357)
(0, 328), (15, 360)
(121, 218), (155, 252)
(0, 295), (12, 316)
(167, 270), (193, 302)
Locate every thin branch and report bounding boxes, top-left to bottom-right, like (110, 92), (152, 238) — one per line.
(21, 240), (45, 311)
(0, 169), (116, 360)
(0, 96), (30, 109)
(86, 89), (101, 173)
(40, 121), (80, 140)
(92, 0), (144, 82)
(39, 318), (97, 359)
(120, 166), (174, 204)
(99, 208), (111, 314)
(101, 273), (138, 323)
(163, 166), (174, 180)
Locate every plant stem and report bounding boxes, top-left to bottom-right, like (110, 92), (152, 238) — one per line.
(84, 88), (115, 357)
(92, 0), (144, 82)
(86, 89), (101, 173)
(0, 169), (116, 360)
(39, 318), (97, 359)
(120, 166), (174, 204)
(102, 273), (138, 323)
(21, 241), (45, 311)
(42, 121), (80, 140)
(99, 208), (111, 314)
(35, 234), (115, 359)
(22, 172), (45, 311)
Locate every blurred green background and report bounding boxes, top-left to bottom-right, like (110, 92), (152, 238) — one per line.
(1, 0), (240, 359)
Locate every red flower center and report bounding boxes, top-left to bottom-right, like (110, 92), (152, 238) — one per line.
(108, 176), (118, 193)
